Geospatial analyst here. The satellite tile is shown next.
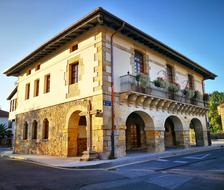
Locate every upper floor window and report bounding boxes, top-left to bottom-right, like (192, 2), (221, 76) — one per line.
(134, 50), (144, 74)
(42, 119), (49, 140)
(70, 44), (78, 52)
(188, 74), (194, 89)
(32, 120), (38, 140)
(166, 65), (174, 83)
(23, 122), (28, 140)
(34, 79), (40, 97)
(27, 69), (31, 76)
(35, 64), (41, 71)
(10, 99), (17, 112)
(44, 74), (50, 93)
(69, 63), (79, 84)
(25, 83), (30, 100)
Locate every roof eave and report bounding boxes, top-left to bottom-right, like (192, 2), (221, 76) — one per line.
(4, 7), (217, 80)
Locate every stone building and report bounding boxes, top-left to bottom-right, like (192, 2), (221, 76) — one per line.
(4, 8), (216, 159)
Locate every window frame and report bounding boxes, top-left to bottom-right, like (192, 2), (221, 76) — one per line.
(188, 74), (195, 90)
(35, 64), (41, 71)
(70, 43), (78, 53)
(34, 79), (40, 97)
(44, 74), (51, 93)
(42, 119), (49, 140)
(32, 120), (38, 140)
(25, 83), (30, 100)
(27, 69), (31, 76)
(166, 64), (174, 83)
(69, 62), (79, 85)
(23, 122), (28, 140)
(134, 50), (144, 74)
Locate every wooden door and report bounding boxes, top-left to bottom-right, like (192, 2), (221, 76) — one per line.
(77, 138), (87, 156)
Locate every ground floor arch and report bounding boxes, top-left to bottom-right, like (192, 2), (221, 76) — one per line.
(126, 112), (146, 151)
(125, 111), (155, 152)
(190, 118), (204, 146)
(164, 115), (185, 149)
(67, 110), (87, 156)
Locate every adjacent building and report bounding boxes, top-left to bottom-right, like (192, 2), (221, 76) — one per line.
(7, 87), (17, 146)
(0, 110), (9, 127)
(218, 103), (224, 131)
(4, 8), (216, 159)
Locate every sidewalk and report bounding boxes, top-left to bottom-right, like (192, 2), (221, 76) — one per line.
(0, 143), (223, 169)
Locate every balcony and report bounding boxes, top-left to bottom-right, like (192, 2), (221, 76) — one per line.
(119, 74), (208, 116)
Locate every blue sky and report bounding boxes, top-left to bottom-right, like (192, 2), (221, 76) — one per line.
(0, 0), (223, 111)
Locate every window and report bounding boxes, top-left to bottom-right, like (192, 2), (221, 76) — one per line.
(70, 44), (78, 52)
(35, 64), (41, 71)
(78, 116), (86, 126)
(25, 83), (30, 100)
(42, 119), (49, 139)
(32, 120), (38, 139)
(69, 63), (79, 84)
(10, 99), (16, 112)
(27, 69), (31, 76)
(167, 65), (174, 83)
(44, 74), (50, 93)
(134, 50), (144, 74)
(188, 74), (194, 89)
(34, 79), (40, 97)
(23, 122), (28, 140)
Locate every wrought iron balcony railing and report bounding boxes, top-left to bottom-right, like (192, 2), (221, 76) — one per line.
(120, 74), (208, 108)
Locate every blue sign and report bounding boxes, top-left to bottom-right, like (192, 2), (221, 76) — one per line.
(103, 100), (112, 106)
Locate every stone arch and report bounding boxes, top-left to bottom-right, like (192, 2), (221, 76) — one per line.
(125, 111), (155, 152)
(67, 110), (87, 157)
(190, 118), (204, 146)
(164, 115), (185, 149)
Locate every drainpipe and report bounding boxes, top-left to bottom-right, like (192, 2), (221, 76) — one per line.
(202, 79), (211, 146)
(110, 22), (125, 159)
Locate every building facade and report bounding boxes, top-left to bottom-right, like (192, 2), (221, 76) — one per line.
(5, 8), (216, 159)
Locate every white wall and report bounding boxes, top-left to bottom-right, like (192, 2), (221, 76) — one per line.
(106, 32), (204, 93)
(15, 29), (102, 114)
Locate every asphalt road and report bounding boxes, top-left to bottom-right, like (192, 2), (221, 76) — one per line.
(0, 148), (224, 190)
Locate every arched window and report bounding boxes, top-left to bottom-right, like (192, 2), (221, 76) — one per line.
(23, 122), (28, 140)
(32, 120), (38, 139)
(43, 119), (49, 140)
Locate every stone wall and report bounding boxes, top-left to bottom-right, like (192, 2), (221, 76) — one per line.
(14, 94), (104, 157)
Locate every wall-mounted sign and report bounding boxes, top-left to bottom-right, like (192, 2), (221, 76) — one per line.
(103, 100), (112, 106)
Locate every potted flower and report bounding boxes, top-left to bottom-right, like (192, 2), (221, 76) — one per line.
(153, 77), (166, 88)
(194, 90), (203, 100)
(135, 73), (150, 93)
(167, 82), (180, 93)
(182, 88), (195, 99)
(167, 82), (180, 100)
(140, 74), (150, 89)
(135, 74), (141, 82)
(203, 93), (209, 102)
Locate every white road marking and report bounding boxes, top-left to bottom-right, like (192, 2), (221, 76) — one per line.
(184, 153), (210, 160)
(173, 160), (188, 164)
(157, 159), (169, 162)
